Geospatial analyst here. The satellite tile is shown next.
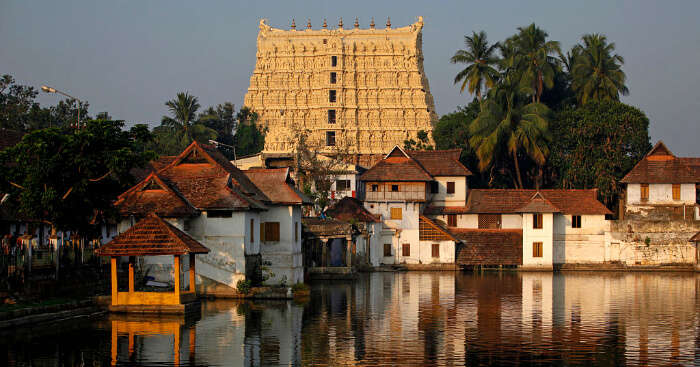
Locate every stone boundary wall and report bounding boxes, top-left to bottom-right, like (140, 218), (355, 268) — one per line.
(608, 218), (699, 266)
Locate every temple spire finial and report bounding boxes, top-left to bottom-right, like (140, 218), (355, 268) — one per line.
(322, 18), (327, 29)
(386, 17), (391, 28)
(291, 18), (296, 30)
(354, 17), (359, 29)
(306, 19), (311, 29)
(338, 17), (343, 29)
(370, 17), (375, 29)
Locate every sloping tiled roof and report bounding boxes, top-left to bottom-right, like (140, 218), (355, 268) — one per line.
(116, 141), (268, 215)
(466, 189), (611, 215)
(244, 167), (311, 205)
(516, 192), (561, 213)
(96, 213), (209, 256)
(419, 215), (459, 241)
(115, 173), (197, 217)
(621, 141), (699, 183)
(302, 217), (352, 237)
(689, 231), (700, 242)
(360, 156), (433, 182)
(130, 156), (177, 182)
(325, 197), (380, 223)
(407, 149), (472, 177)
(453, 229), (523, 266)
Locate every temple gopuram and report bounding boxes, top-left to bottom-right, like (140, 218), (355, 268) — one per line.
(243, 16), (437, 166)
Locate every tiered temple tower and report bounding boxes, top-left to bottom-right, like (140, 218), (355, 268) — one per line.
(243, 16), (438, 166)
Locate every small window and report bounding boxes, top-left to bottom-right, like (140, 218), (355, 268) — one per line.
(295, 222), (299, 242)
(447, 214), (457, 227)
(265, 222), (280, 242)
(533, 242), (543, 258)
(331, 56), (337, 67)
(326, 131), (336, 146)
(323, 39), (328, 45)
(391, 185), (399, 192)
(250, 218), (255, 243)
(402, 243), (410, 257)
(371, 184), (379, 192)
(446, 182), (455, 194)
(640, 184), (649, 201)
(432, 243), (440, 258)
(328, 109), (336, 124)
(672, 184), (680, 200)
(572, 215), (581, 228)
(207, 210), (233, 218)
(330, 72), (337, 84)
(329, 90), (337, 103)
(336, 179), (351, 191)
(430, 181), (439, 194)
(390, 207), (402, 220)
(533, 214), (543, 229)
(383, 243), (391, 257)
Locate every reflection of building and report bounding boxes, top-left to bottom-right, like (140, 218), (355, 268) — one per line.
(243, 17), (437, 164)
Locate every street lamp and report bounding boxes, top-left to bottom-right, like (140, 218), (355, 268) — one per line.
(41, 85), (83, 128)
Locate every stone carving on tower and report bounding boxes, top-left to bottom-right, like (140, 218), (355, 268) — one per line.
(244, 16), (438, 165)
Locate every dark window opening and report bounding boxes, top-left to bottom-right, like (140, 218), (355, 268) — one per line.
(391, 184), (399, 192)
(329, 90), (337, 103)
(402, 243), (410, 257)
(533, 213), (543, 229)
(328, 109), (336, 124)
(331, 56), (337, 67)
(208, 210), (233, 218)
(432, 243), (439, 258)
(383, 243), (391, 257)
(447, 214), (457, 227)
(572, 215), (582, 228)
(371, 184), (379, 192)
(447, 182), (455, 194)
(326, 131), (336, 146)
(336, 179), (351, 191)
(430, 181), (439, 194)
(330, 72), (337, 84)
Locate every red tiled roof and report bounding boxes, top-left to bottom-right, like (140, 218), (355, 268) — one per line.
(95, 213), (209, 256)
(360, 156), (434, 182)
(516, 192), (561, 213)
(130, 156), (177, 182)
(466, 189), (611, 215)
(407, 149), (472, 177)
(115, 173), (197, 217)
(423, 205), (471, 215)
(690, 231), (700, 242)
(453, 229), (523, 266)
(326, 197), (380, 223)
(621, 141), (699, 183)
(419, 215), (459, 241)
(244, 167), (311, 205)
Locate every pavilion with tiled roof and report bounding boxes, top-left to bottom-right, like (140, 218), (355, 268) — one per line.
(621, 141), (699, 184)
(96, 213), (209, 313)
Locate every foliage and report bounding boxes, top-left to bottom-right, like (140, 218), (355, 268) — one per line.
(450, 31), (500, 101)
(233, 107), (266, 157)
(549, 101), (651, 207)
(508, 23), (561, 103)
(0, 120), (155, 234)
(291, 282), (309, 292)
(571, 34), (629, 105)
(403, 130), (434, 150)
(236, 279), (252, 295)
(199, 102), (237, 157)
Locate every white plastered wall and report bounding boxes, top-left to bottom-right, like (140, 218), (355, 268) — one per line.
(626, 183), (695, 205)
(553, 214), (608, 264)
(522, 213), (554, 268)
(431, 176), (467, 207)
(259, 205), (303, 285)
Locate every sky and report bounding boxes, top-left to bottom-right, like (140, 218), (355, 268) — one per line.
(1, 0), (699, 155)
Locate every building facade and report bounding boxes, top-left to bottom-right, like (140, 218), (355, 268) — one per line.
(243, 17), (437, 165)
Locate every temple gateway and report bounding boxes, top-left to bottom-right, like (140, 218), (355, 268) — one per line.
(243, 16), (438, 166)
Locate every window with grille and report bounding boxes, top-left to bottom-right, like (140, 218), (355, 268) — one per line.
(402, 243), (410, 257)
(336, 179), (351, 191)
(391, 184), (399, 192)
(331, 56), (337, 67)
(572, 215), (581, 228)
(383, 243), (391, 257)
(640, 184), (649, 201)
(390, 207), (402, 220)
(447, 182), (455, 194)
(672, 184), (680, 200)
(328, 109), (336, 124)
(478, 214), (501, 229)
(326, 131), (336, 146)
(430, 181), (439, 194)
(330, 72), (337, 84)
(371, 184), (379, 192)
(447, 214), (457, 227)
(432, 243), (439, 258)
(532, 242), (543, 257)
(533, 214), (543, 229)
(329, 90), (337, 103)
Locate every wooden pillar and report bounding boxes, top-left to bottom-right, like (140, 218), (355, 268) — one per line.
(188, 326), (196, 362)
(110, 257), (118, 305)
(174, 326), (181, 366)
(189, 255), (196, 293)
(128, 332), (135, 358)
(128, 256), (135, 293)
(321, 239), (328, 267)
(173, 255), (181, 300)
(110, 321), (118, 366)
(346, 236), (353, 267)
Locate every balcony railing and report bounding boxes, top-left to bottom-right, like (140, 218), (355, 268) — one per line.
(365, 190), (426, 202)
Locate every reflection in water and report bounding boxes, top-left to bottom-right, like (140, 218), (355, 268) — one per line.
(2, 272), (699, 366)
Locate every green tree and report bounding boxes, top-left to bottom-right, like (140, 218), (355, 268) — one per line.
(450, 31), (500, 101)
(0, 120), (155, 235)
(571, 34), (629, 105)
(403, 130), (434, 150)
(233, 108), (265, 156)
(470, 75), (552, 189)
(510, 23), (561, 103)
(199, 102), (237, 158)
(0, 74), (38, 131)
(161, 92), (200, 138)
(549, 101), (650, 208)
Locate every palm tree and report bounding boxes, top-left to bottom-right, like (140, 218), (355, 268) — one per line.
(469, 75), (552, 189)
(571, 33), (628, 104)
(450, 31), (500, 101)
(511, 23), (561, 103)
(161, 92), (201, 139)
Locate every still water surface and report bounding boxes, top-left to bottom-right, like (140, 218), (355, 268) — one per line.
(3, 272), (700, 366)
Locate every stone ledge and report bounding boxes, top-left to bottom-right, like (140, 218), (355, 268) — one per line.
(0, 305), (103, 329)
